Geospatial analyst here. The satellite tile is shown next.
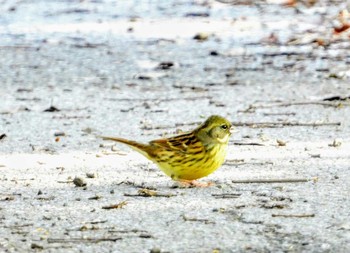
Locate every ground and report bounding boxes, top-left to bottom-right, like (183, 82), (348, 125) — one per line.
(0, 0), (350, 252)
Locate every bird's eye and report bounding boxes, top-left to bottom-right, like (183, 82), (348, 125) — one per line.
(221, 124), (228, 130)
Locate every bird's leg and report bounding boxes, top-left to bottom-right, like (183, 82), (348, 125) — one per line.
(176, 179), (214, 188)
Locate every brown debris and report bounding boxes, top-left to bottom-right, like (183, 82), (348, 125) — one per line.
(124, 189), (175, 198)
(102, 200), (128, 210)
(232, 178), (317, 183)
(329, 138), (342, 147)
(272, 213), (315, 218)
(47, 237), (121, 243)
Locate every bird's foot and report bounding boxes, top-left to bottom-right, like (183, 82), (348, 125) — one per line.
(176, 180), (214, 188)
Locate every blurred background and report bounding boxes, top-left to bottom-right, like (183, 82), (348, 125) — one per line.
(1, 0), (349, 153)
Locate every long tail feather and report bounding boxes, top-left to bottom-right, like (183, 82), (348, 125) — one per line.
(99, 136), (151, 158)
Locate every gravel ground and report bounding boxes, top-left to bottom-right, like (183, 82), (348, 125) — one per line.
(1, 0), (350, 252)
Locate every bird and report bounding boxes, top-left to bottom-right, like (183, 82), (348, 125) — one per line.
(100, 115), (233, 187)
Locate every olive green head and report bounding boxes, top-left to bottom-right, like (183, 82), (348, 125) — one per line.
(195, 115), (232, 144)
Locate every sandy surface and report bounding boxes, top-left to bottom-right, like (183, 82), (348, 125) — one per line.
(1, 0), (350, 252)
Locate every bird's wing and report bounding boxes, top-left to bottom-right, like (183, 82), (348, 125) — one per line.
(149, 132), (197, 153)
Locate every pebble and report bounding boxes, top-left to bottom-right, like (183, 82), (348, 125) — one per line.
(276, 139), (287, 146)
(73, 177), (87, 187)
(54, 131), (65, 137)
(86, 172), (98, 178)
(150, 248), (161, 253)
(193, 32), (209, 41)
(31, 243), (43, 250)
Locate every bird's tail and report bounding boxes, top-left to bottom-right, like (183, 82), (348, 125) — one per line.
(99, 136), (151, 159)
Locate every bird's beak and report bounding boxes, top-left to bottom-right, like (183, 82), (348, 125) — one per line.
(230, 127), (239, 135)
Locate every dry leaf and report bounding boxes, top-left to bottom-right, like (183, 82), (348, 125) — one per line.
(102, 201), (128, 210)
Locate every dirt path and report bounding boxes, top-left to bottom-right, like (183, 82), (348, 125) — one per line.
(1, 1), (350, 252)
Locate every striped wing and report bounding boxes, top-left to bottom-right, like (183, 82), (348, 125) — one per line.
(149, 132), (198, 153)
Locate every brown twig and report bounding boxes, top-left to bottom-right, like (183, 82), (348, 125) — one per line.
(263, 112), (296, 116)
(272, 213), (315, 218)
(57, 180), (73, 184)
(102, 201), (128, 209)
(108, 229), (147, 233)
(225, 161), (274, 166)
(232, 178), (317, 183)
(36, 196), (55, 201)
(226, 159), (245, 163)
(212, 193), (242, 199)
(85, 220), (108, 224)
(182, 215), (214, 224)
(0, 45), (37, 49)
(106, 96), (211, 102)
(246, 101), (350, 111)
(47, 237), (121, 243)
(107, 230), (153, 239)
(4, 223), (34, 228)
(231, 142), (265, 146)
(231, 121), (341, 128)
(124, 189), (175, 198)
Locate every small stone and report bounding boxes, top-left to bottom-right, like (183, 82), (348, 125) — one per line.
(54, 131), (65, 137)
(310, 154), (321, 158)
(329, 138), (342, 147)
(73, 177), (87, 187)
(185, 12), (209, 17)
(81, 127), (93, 134)
(150, 248), (161, 253)
(37, 190), (43, 195)
(276, 139), (287, 146)
(31, 243), (43, 249)
(43, 106), (60, 112)
(0, 134), (7, 140)
(86, 172), (97, 178)
(137, 75), (152, 80)
(193, 32), (209, 41)
(157, 61), (174, 70)
(79, 225), (88, 231)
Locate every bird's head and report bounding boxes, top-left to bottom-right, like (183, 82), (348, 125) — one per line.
(195, 115), (233, 145)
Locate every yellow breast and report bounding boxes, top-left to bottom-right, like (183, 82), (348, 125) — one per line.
(155, 143), (228, 180)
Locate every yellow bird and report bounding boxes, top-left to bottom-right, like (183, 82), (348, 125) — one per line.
(100, 115), (232, 186)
